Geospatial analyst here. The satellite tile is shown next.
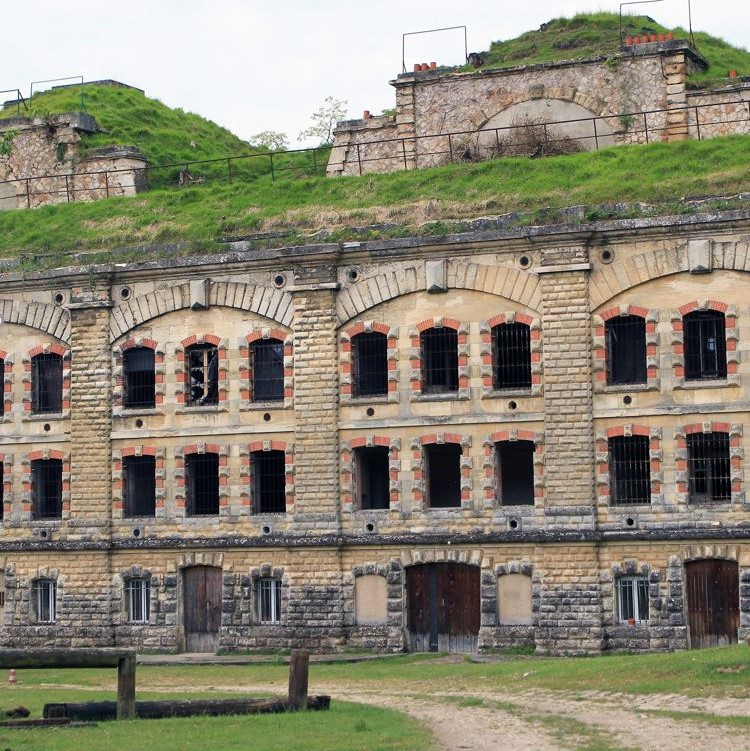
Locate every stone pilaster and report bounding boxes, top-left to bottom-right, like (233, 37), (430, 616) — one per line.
(394, 79), (417, 170)
(662, 52), (689, 141)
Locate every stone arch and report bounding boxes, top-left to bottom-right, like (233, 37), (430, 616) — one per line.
(110, 281), (293, 341)
(336, 260), (541, 325)
(0, 299), (69, 342)
(676, 545), (739, 564)
(177, 552), (227, 570)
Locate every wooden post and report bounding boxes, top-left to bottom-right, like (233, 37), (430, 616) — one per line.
(117, 654), (136, 720)
(287, 649), (309, 712)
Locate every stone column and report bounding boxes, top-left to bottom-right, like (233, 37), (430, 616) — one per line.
(67, 282), (113, 540)
(394, 79), (417, 170)
(662, 52), (689, 142)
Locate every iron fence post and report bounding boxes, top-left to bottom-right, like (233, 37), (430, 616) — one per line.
(228, 158), (233, 184)
(270, 152), (275, 183)
(312, 148), (318, 175)
(105, 171), (110, 198)
(26, 179), (31, 208)
(643, 113), (649, 144)
(695, 107), (701, 140)
(401, 138), (408, 171)
(356, 143), (362, 175)
(448, 133), (453, 162)
(593, 118), (599, 150)
(64, 175), (70, 203)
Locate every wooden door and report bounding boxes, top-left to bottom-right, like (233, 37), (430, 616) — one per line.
(406, 563), (480, 652)
(686, 559), (739, 649)
(183, 566), (222, 652)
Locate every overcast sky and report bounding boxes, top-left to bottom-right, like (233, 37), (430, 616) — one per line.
(4, 1), (748, 147)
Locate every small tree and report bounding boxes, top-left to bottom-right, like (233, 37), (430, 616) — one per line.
(249, 131), (289, 151)
(297, 96), (348, 145)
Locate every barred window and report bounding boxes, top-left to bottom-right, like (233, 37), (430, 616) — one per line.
(251, 338), (284, 402)
(609, 435), (651, 505)
(496, 440), (535, 506)
(0, 461), (3, 522)
(354, 446), (390, 510)
(185, 453), (219, 515)
(257, 578), (281, 623)
(421, 328), (458, 394)
(252, 450), (286, 513)
(0, 357), (4, 416)
(32, 578), (56, 623)
(125, 577), (150, 623)
(31, 458), (62, 519)
(684, 311), (726, 381)
(426, 443), (461, 508)
(687, 432), (731, 502)
(352, 332), (388, 398)
(0, 571), (5, 608)
(606, 315), (647, 385)
(31, 353), (63, 414)
(123, 347), (156, 409)
(186, 344), (218, 406)
(616, 576), (649, 624)
(492, 323), (531, 389)
(123, 455), (156, 517)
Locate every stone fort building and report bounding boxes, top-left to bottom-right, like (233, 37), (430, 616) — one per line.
(0, 37), (749, 655)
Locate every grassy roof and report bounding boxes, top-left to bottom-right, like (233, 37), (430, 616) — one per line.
(466, 13), (750, 87)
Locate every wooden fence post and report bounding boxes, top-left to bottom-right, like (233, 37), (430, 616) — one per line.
(117, 654), (136, 720)
(287, 649), (310, 711)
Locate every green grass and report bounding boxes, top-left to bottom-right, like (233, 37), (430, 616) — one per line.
(0, 134), (748, 268)
(464, 12), (750, 87)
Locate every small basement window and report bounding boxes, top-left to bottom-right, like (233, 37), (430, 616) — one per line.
(257, 578), (281, 623)
(123, 454), (156, 517)
(186, 344), (219, 406)
(123, 347), (156, 409)
(354, 446), (390, 510)
(251, 338), (284, 402)
(0, 461), (3, 522)
(31, 353), (63, 414)
(252, 450), (286, 513)
(185, 453), (219, 515)
(421, 327), (458, 394)
(32, 578), (57, 623)
(426, 443), (461, 508)
(616, 575), (649, 624)
(124, 577), (151, 623)
(497, 440), (535, 505)
(352, 332), (388, 398)
(492, 322), (531, 390)
(606, 315), (647, 385)
(31, 458), (62, 520)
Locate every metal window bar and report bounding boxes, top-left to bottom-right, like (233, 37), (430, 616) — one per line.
(33, 579), (56, 623)
(497, 440), (535, 505)
(125, 578), (150, 623)
(0, 358), (4, 417)
(123, 455), (156, 517)
(684, 311), (727, 380)
(0, 461), (3, 522)
(492, 323), (531, 389)
(687, 432), (731, 502)
(354, 446), (390, 510)
(616, 576), (649, 623)
(426, 443), (462, 508)
(252, 450), (286, 514)
(352, 332), (388, 398)
(421, 328), (458, 393)
(123, 347), (156, 409)
(31, 458), (62, 519)
(251, 339), (284, 402)
(609, 435), (651, 505)
(31, 353), (63, 413)
(606, 315), (647, 385)
(185, 453), (220, 515)
(186, 344), (219, 406)
(257, 578), (281, 623)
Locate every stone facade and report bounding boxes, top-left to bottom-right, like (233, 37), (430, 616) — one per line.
(328, 41), (750, 176)
(0, 114), (146, 210)
(1, 208), (750, 654)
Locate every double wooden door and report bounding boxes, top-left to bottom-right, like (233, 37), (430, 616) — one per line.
(406, 563), (480, 653)
(685, 559), (739, 649)
(183, 566), (222, 653)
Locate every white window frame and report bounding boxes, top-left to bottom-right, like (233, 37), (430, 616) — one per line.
(125, 577), (151, 624)
(257, 578), (281, 624)
(33, 579), (56, 623)
(616, 575), (649, 624)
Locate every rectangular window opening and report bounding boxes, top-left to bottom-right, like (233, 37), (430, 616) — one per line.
(684, 311), (727, 381)
(252, 339), (285, 402)
(31, 458), (62, 520)
(125, 578), (151, 623)
(421, 328), (458, 394)
(33, 579), (56, 623)
(426, 443), (462, 508)
(257, 578), (281, 623)
(253, 450), (286, 514)
(352, 332), (388, 398)
(497, 440), (535, 505)
(0, 461), (4, 522)
(32, 353), (63, 414)
(187, 344), (219, 406)
(123, 454), (156, 517)
(355, 446), (390, 510)
(609, 435), (651, 505)
(492, 323), (531, 390)
(124, 348), (156, 409)
(186, 453), (219, 515)
(616, 576), (649, 623)
(606, 316), (647, 385)
(687, 432), (731, 502)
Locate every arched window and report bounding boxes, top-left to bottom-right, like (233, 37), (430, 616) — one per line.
(186, 343), (219, 406)
(605, 315), (646, 385)
(687, 431), (730, 502)
(421, 328), (458, 394)
(426, 443), (461, 508)
(608, 435), (651, 505)
(250, 338), (284, 402)
(352, 332), (388, 397)
(31, 458), (62, 519)
(616, 575), (649, 624)
(123, 347), (155, 409)
(185, 452), (219, 515)
(251, 450), (286, 513)
(31, 353), (62, 413)
(492, 322), (531, 389)
(496, 440), (535, 505)
(683, 310), (726, 380)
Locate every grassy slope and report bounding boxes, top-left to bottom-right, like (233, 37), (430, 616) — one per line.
(470, 13), (750, 86)
(0, 134), (747, 266)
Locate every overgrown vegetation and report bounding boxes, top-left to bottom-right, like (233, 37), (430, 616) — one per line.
(0, 134), (747, 267)
(462, 13), (750, 88)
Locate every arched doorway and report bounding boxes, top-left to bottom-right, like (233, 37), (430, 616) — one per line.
(406, 562), (480, 652)
(182, 565), (222, 652)
(685, 559), (739, 648)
